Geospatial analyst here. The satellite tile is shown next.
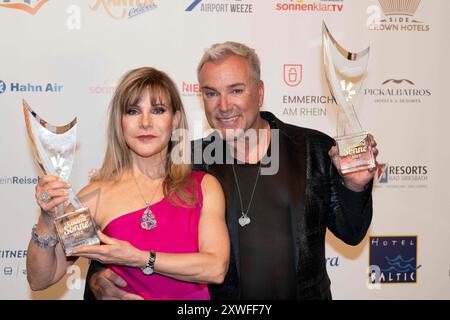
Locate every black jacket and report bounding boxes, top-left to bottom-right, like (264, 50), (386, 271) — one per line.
(84, 111), (372, 300)
(193, 111), (373, 300)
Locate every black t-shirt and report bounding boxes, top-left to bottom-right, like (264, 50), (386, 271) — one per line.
(232, 148), (297, 299)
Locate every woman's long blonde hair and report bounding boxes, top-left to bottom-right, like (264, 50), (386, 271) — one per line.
(92, 67), (196, 207)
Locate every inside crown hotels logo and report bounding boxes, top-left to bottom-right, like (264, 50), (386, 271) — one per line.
(275, 0), (344, 13)
(368, 0), (430, 32)
(90, 0), (158, 19)
(0, 0), (48, 15)
(369, 236), (421, 284)
(185, 0), (253, 13)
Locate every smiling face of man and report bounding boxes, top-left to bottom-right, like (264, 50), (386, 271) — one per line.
(198, 54), (265, 141)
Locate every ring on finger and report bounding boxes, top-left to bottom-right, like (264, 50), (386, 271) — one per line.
(40, 191), (51, 204)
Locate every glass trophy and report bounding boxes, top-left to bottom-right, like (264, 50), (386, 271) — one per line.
(322, 22), (376, 174)
(23, 100), (100, 256)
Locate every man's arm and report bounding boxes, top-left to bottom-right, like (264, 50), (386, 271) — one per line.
(84, 260), (143, 300)
(327, 172), (373, 245)
(326, 136), (378, 245)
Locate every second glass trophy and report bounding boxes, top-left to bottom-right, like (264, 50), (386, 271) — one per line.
(23, 100), (100, 255)
(322, 23), (376, 174)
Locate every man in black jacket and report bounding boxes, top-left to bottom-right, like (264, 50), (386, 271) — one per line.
(84, 41), (378, 300)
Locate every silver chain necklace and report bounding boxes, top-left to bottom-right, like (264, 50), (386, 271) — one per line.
(132, 174), (162, 230)
(231, 164), (261, 227)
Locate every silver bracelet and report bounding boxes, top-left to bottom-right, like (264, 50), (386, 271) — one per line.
(31, 224), (59, 248)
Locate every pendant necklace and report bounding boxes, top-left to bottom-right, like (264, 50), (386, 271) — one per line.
(132, 174), (162, 230)
(231, 164), (261, 227)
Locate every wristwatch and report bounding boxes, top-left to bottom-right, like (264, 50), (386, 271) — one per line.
(141, 250), (156, 275)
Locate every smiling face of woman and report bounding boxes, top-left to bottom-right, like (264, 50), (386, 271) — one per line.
(121, 88), (180, 162)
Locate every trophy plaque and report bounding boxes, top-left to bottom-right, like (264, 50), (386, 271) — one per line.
(23, 100), (100, 255)
(322, 23), (376, 174)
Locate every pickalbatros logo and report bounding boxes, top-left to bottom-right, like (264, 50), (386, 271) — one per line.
(367, 0), (430, 32)
(364, 78), (431, 104)
(90, 0), (158, 20)
(0, 0), (48, 15)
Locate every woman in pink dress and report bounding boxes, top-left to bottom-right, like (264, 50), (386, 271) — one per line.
(27, 67), (229, 300)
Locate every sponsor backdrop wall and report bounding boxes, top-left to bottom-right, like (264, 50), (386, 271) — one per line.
(0, 0), (448, 299)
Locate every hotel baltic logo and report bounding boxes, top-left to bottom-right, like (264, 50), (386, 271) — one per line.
(0, 0), (48, 14)
(369, 236), (421, 284)
(368, 0), (430, 32)
(90, 0), (158, 20)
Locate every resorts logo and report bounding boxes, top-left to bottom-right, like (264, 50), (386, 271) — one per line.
(0, 80), (63, 94)
(364, 78), (431, 104)
(275, 0), (344, 13)
(368, 0), (430, 32)
(185, 0), (254, 13)
(375, 163), (428, 188)
(0, 0), (48, 15)
(90, 0), (158, 20)
(369, 236), (421, 284)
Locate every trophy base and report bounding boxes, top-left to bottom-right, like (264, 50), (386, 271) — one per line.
(335, 132), (375, 175)
(54, 207), (100, 256)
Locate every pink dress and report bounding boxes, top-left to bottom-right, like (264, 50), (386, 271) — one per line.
(103, 171), (210, 300)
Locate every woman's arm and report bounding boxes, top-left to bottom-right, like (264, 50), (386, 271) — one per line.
(27, 176), (100, 290)
(27, 175), (75, 290)
(72, 173), (230, 284)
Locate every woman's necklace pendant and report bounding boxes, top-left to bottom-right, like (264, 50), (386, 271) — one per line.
(141, 204), (157, 230)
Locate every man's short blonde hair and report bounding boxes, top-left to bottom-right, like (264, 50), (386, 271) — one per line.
(197, 41), (261, 81)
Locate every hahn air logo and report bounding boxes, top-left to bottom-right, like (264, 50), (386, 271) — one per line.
(369, 236), (421, 284)
(0, 80), (63, 94)
(181, 81), (201, 97)
(90, 0), (158, 19)
(275, 0), (344, 13)
(375, 163), (428, 188)
(368, 0), (430, 32)
(185, 0), (254, 13)
(0, 0), (48, 15)
(364, 79), (431, 104)
(0, 80), (6, 94)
